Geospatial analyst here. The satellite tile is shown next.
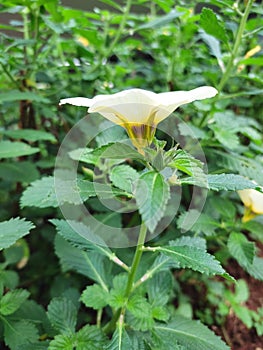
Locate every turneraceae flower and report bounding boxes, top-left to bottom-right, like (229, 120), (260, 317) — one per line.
(238, 188), (263, 222)
(60, 87), (217, 151)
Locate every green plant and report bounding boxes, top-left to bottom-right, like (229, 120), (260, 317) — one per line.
(0, 0), (262, 349)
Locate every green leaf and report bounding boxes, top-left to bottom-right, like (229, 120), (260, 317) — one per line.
(76, 325), (107, 350)
(169, 150), (204, 177)
(227, 232), (255, 269)
(244, 256), (263, 281)
(127, 295), (154, 331)
(69, 148), (100, 165)
(200, 8), (228, 43)
(216, 151), (263, 186)
(153, 316), (230, 350)
(80, 284), (109, 310)
(0, 289), (30, 315)
(177, 210), (219, 235)
(147, 271), (173, 306)
(4, 320), (39, 350)
(48, 333), (75, 350)
(55, 236), (109, 290)
(110, 165), (139, 193)
(182, 174), (257, 191)
(95, 142), (144, 161)
(2, 129), (56, 142)
(0, 90), (49, 103)
(47, 297), (77, 334)
(134, 171), (170, 233)
(50, 219), (112, 257)
(0, 140), (39, 158)
(156, 246), (229, 277)
(136, 9), (185, 30)
(0, 161), (39, 183)
(20, 176), (58, 208)
(108, 274), (127, 309)
(0, 217), (35, 250)
(170, 236), (207, 250)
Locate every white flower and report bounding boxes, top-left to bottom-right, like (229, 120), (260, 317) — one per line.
(238, 188), (263, 222)
(60, 87), (217, 150)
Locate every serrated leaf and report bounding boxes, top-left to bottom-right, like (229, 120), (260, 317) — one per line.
(20, 176), (58, 208)
(80, 284), (109, 310)
(55, 236), (109, 290)
(169, 150), (204, 177)
(147, 271), (173, 306)
(170, 236), (207, 250)
(227, 232), (255, 269)
(48, 333), (75, 350)
(47, 297), (77, 334)
(153, 316), (230, 350)
(127, 296), (154, 331)
(76, 325), (107, 350)
(0, 289), (30, 315)
(3, 129), (56, 142)
(157, 246), (229, 277)
(134, 171), (170, 233)
(108, 274), (127, 309)
(200, 8), (228, 43)
(0, 218), (35, 250)
(0, 161), (40, 182)
(21, 176), (129, 208)
(4, 320), (39, 349)
(110, 165), (139, 193)
(0, 140), (39, 158)
(50, 219), (112, 257)
(182, 174), (257, 191)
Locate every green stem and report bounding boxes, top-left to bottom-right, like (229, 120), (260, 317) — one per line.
(217, 0), (254, 93)
(199, 0), (253, 128)
(103, 223), (148, 334)
(123, 223), (148, 298)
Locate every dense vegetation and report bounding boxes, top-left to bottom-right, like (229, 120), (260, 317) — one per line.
(0, 0), (262, 349)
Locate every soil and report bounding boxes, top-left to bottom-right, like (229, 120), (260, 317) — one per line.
(179, 242), (263, 350)
(213, 257), (263, 350)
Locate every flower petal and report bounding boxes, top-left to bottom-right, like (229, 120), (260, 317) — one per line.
(59, 97), (93, 107)
(88, 89), (159, 123)
(155, 86), (218, 123)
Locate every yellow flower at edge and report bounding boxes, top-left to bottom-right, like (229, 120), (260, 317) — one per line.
(238, 188), (263, 222)
(60, 87), (217, 151)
